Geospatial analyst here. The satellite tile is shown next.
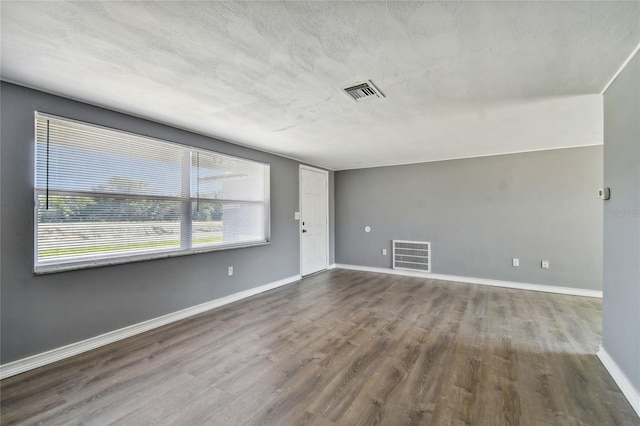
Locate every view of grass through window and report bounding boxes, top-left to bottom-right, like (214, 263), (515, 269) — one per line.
(34, 113), (269, 272)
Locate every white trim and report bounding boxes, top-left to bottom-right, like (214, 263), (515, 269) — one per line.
(0, 274), (301, 380)
(597, 346), (640, 417)
(328, 263), (337, 270)
(334, 264), (602, 298)
(34, 241), (271, 275)
(601, 39), (640, 95)
(1, 80), (603, 172)
(334, 144), (603, 171)
(299, 165), (330, 277)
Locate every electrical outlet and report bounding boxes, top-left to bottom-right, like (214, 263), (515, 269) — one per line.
(228, 266), (234, 276)
(541, 260), (549, 269)
(512, 258), (519, 267)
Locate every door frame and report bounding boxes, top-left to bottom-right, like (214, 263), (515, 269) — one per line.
(299, 164), (330, 276)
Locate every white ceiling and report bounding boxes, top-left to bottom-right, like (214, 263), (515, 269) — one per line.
(2, 1), (639, 170)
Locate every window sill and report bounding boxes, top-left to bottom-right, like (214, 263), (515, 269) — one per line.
(34, 240), (270, 275)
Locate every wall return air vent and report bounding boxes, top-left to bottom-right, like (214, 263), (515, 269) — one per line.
(393, 240), (431, 272)
(342, 80), (385, 102)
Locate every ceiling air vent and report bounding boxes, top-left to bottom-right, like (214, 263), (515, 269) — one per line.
(342, 80), (385, 102)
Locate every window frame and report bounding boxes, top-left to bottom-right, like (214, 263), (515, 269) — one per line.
(33, 112), (271, 274)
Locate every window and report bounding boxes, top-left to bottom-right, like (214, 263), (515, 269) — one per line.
(34, 113), (270, 273)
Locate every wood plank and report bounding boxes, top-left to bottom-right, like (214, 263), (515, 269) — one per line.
(1, 270), (638, 425)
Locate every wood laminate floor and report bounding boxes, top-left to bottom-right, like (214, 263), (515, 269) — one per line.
(1, 269), (637, 425)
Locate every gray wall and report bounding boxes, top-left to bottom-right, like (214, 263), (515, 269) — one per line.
(602, 51), (640, 391)
(0, 82), (334, 364)
(335, 147), (603, 290)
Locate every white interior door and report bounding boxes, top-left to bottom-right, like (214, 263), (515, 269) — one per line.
(300, 166), (328, 276)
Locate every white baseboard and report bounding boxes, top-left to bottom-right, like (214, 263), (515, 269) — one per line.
(597, 346), (640, 417)
(334, 264), (602, 298)
(0, 274), (301, 380)
(327, 263), (337, 270)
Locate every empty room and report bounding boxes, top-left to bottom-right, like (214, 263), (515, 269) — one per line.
(1, 1), (639, 425)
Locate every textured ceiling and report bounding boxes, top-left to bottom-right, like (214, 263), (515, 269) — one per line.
(2, 1), (639, 170)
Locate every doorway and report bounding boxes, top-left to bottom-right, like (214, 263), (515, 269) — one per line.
(299, 165), (329, 276)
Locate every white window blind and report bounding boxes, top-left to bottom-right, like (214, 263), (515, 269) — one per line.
(34, 113), (270, 273)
